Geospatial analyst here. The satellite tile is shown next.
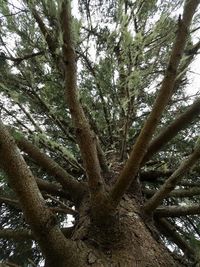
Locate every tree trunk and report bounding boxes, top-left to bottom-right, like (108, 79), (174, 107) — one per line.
(56, 195), (182, 267)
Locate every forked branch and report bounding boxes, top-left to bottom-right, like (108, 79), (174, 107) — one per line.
(142, 98), (200, 164)
(0, 121), (82, 267)
(60, 1), (105, 201)
(144, 143), (200, 214)
(110, 0), (199, 206)
(12, 131), (87, 203)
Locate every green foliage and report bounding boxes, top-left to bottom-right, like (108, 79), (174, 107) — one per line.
(12, 130), (23, 141)
(0, 0), (199, 265)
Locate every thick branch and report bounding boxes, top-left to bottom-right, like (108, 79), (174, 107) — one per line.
(110, 0), (199, 205)
(142, 98), (200, 164)
(0, 195), (20, 210)
(155, 205), (200, 217)
(144, 187), (200, 198)
(60, 1), (105, 200)
(155, 218), (196, 260)
(140, 171), (200, 186)
(46, 194), (78, 216)
(144, 145), (200, 214)
(13, 132), (87, 203)
(36, 177), (70, 199)
(0, 121), (82, 266)
(0, 229), (33, 241)
(0, 227), (74, 241)
(140, 170), (173, 182)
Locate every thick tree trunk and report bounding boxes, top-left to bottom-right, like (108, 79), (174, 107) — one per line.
(57, 196), (182, 267)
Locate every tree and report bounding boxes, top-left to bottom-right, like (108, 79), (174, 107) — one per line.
(0, 0), (200, 266)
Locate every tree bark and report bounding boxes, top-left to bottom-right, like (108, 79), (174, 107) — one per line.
(63, 195), (185, 267)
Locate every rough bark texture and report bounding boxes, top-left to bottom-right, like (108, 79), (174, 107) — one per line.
(66, 195), (183, 267)
(1, 1), (199, 266)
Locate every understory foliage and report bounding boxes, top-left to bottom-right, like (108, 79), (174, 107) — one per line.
(0, 0), (200, 266)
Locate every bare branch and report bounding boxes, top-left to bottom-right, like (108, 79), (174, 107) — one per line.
(110, 0), (199, 206)
(46, 194), (78, 216)
(0, 120), (82, 266)
(178, 181), (200, 187)
(2, 261), (21, 267)
(144, 145), (200, 214)
(155, 218), (196, 261)
(140, 171), (200, 187)
(142, 98), (200, 164)
(155, 205), (200, 217)
(0, 227), (74, 241)
(0, 195), (20, 210)
(140, 170), (173, 182)
(36, 177), (70, 199)
(12, 131), (87, 203)
(60, 1), (105, 201)
(0, 229), (33, 241)
(144, 187), (200, 198)
(0, 51), (44, 64)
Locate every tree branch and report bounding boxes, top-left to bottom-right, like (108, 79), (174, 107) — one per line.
(0, 120), (82, 266)
(36, 177), (70, 199)
(26, 2), (59, 64)
(142, 98), (200, 164)
(155, 205), (200, 217)
(140, 170), (173, 182)
(143, 144), (200, 214)
(0, 227), (74, 241)
(60, 1), (105, 201)
(12, 131), (87, 203)
(110, 0), (199, 205)
(0, 51), (44, 64)
(0, 229), (33, 241)
(0, 195), (20, 210)
(155, 218), (196, 261)
(78, 50), (113, 144)
(144, 187), (200, 198)
(46, 194), (78, 216)
(140, 171), (200, 187)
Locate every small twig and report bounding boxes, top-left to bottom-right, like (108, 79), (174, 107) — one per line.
(0, 9), (28, 19)
(46, 194), (78, 216)
(0, 51), (44, 64)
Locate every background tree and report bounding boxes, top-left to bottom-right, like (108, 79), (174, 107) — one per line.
(0, 0), (200, 266)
